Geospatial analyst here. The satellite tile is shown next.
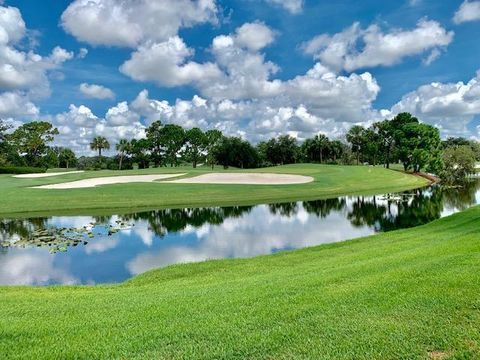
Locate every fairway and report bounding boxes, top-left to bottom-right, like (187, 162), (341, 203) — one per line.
(1, 204), (479, 359)
(0, 164), (428, 217)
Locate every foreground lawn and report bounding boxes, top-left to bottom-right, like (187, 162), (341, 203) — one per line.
(1, 206), (480, 359)
(0, 164), (427, 216)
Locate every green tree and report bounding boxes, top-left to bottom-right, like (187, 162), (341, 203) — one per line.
(302, 135), (329, 164)
(205, 129), (223, 169)
(185, 127), (207, 168)
(265, 135), (298, 165)
(373, 120), (395, 168)
(301, 138), (316, 163)
(389, 112), (420, 171)
(130, 138), (150, 169)
(160, 124), (185, 167)
(116, 139), (131, 170)
(145, 121), (164, 167)
(0, 120), (11, 143)
(90, 136), (110, 157)
(394, 119), (441, 172)
(315, 134), (329, 164)
(9, 121), (59, 167)
(470, 141), (480, 161)
(58, 148), (77, 169)
(346, 125), (366, 165)
(0, 120), (12, 166)
(329, 140), (346, 163)
(302, 137), (347, 164)
(363, 128), (381, 166)
(44, 147), (61, 168)
(443, 138), (480, 162)
(370, 112), (442, 172)
(256, 141), (269, 166)
(214, 137), (259, 169)
(441, 145), (476, 184)
(442, 137), (470, 149)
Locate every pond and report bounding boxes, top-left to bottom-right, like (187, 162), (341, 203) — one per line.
(1, 180), (480, 285)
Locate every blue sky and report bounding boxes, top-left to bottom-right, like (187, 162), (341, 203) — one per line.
(1, 0), (480, 153)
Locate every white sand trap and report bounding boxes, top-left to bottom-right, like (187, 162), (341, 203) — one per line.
(33, 174), (185, 189)
(170, 173), (313, 185)
(14, 171), (85, 178)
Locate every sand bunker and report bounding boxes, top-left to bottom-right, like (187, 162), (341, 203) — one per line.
(14, 171), (85, 178)
(33, 174), (185, 189)
(32, 172), (312, 189)
(170, 173), (313, 185)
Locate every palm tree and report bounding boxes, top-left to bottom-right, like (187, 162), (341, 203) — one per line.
(90, 136), (110, 157)
(116, 139), (131, 170)
(315, 134), (329, 164)
(346, 126), (366, 165)
(329, 140), (344, 163)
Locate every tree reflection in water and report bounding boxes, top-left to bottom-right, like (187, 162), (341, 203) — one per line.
(302, 198), (346, 218)
(0, 218), (47, 242)
(268, 202), (299, 217)
(120, 206), (254, 237)
(441, 181), (479, 210)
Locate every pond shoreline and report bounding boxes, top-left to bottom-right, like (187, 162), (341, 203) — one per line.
(2, 179), (478, 286)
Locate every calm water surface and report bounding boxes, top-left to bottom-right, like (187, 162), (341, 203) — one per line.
(1, 180), (479, 285)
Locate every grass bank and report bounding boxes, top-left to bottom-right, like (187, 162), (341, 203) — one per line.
(1, 205), (479, 359)
(0, 164), (428, 217)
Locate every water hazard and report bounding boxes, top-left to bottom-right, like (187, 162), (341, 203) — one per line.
(1, 180), (479, 285)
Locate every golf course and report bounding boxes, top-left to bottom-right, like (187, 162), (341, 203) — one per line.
(2, 0), (480, 357)
(0, 164), (428, 217)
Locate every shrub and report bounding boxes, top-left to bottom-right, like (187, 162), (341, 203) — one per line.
(0, 166), (47, 174)
(76, 156), (106, 170)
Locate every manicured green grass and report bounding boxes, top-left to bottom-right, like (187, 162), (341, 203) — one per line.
(1, 205), (479, 359)
(0, 164), (428, 217)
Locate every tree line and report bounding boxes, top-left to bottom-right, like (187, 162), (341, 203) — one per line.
(1, 113), (479, 183)
(0, 120), (76, 172)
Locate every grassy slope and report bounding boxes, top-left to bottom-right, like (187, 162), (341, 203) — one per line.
(0, 164), (428, 217)
(1, 206), (479, 359)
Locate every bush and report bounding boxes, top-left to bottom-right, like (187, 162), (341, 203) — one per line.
(76, 156), (134, 171)
(0, 166), (47, 174)
(76, 156), (107, 170)
(76, 156), (95, 170)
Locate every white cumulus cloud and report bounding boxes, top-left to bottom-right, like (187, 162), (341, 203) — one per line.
(303, 19), (453, 72)
(453, 1), (480, 24)
(391, 70), (480, 137)
(0, 4), (73, 119)
(119, 36), (222, 87)
(234, 21), (276, 51)
(61, 0), (218, 48)
(0, 91), (39, 118)
(79, 83), (115, 100)
(50, 103), (145, 155)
